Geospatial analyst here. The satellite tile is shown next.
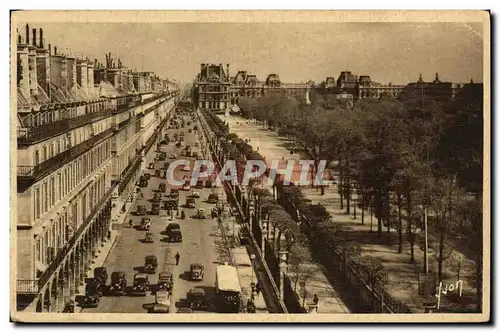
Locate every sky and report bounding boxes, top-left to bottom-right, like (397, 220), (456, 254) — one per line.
(15, 22), (484, 86)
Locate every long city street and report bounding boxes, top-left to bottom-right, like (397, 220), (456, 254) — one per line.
(82, 111), (230, 313)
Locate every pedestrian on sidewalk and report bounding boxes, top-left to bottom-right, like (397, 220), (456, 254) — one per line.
(313, 294), (319, 312)
(174, 252), (180, 266)
(129, 219), (133, 228)
(255, 281), (261, 296)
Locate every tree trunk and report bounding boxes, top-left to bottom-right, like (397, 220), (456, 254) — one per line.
(353, 191), (357, 219)
(339, 158), (344, 210)
(438, 217), (445, 281)
(397, 193), (403, 254)
(361, 195), (365, 225)
(346, 164), (351, 214)
(406, 193), (415, 263)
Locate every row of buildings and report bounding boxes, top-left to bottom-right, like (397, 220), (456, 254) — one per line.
(192, 63), (312, 113)
(192, 63), (479, 113)
(15, 24), (179, 312)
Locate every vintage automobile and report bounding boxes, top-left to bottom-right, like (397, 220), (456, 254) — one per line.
(177, 308), (194, 313)
(182, 182), (191, 191)
(195, 142), (200, 147)
(176, 142), (183, 148)
(191, 191), (201, 198)
(140, 217), (151, 230)
(143, 173), (151, 181)
(186, 197), (196, 208)
(195, 208), (207, 219)
(180, 132), (185, 137)
(169, 188), (180, 199)
(93, 267), (108, 286)
(187, 288), (209, 311)
(164, 162), (170, 170)
(205, 180), (213, 189)
(186, 150), (192, 157)
(138, 177), (148, 188)
(158, 183), (166, 193)
(136, 204), (147, 216)
(130, 273), (150, 296)
(157, 271), (174, 293)
(207, 193), (219, 204)
(188, 128), (193, 133)
(164, 197), (179, 210)
(155, 290), (170, 306)
(144, 255), (158, 274)
(192, 151), (198, 158)
(108, 271), (127, 295)
(154, 169), (161, 177)
(193, 125), (198, 131)
(190, 263), (204, 281)
(144, 231), (155, 243)
(151, 203), (160, 215)
(85, 279), (104, 298)
(195, 180), (204, 189)
(167, 228), (183, 243)
(149, 303), (170, 314)
(153, 193), (162, 202)
(81, 293), (100, 308)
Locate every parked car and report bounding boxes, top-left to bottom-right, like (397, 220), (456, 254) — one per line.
(153, 193), (162, 202)
(195, 208), (207, 219)
(190, 263), (204, 281)
(144, 231), (154, 243)
(184, 197), (195, 208)
(182, 182), (191, 191)
(169, 189), (180, 199)
(207, 193), (219, 204)
(136, 204), (147, 216)
(158, 183), (166, 193)
(130, 273), (150, 296)
(109, 271), (127, 295)
(167, 228), (183, 243)
(140, 217), (151, 230)
(151, 203), (160, 215)
(93, 267), (108, 286)
(144, 255), (158, 274)
(149, 303), (169, 313)
(157, 271), (174, 294)
(191, 191), (200, 198)
(187, 288), (208, 311)
(195, 180), (204, 189)
(155, 290), (170, 306)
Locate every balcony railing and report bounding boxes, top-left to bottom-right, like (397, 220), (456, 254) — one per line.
(17, 110), (111, 145)
(16, 186), (115, 295)
(16, 279), (39, 295)
(118, 149), (144, 195)
(17, 128), (114, 185)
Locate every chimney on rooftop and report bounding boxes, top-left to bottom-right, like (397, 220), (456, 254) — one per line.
(32, 28), (37, 47)
(25, 24), (29, 45)
(39, 28), (44, 48)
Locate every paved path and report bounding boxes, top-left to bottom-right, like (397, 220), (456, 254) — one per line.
(220, 114), (478, 313)
(218, 114), (350, 314)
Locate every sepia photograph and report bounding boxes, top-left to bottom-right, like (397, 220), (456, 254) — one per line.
(9, 10), (490, 323)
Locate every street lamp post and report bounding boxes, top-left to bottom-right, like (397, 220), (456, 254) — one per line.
(250, 254), (256, 284)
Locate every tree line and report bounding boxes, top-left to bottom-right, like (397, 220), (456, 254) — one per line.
(235, 84), (484, 311)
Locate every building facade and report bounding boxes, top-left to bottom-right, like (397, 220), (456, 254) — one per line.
(15, 24), (179, 312)
(192, 63), (231, 113)
(192, 64), (313, 113)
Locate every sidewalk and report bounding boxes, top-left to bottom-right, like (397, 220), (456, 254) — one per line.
(75, 229), (119, 313)
(230, 247), (269, 313)
(221, 115), (351, 314)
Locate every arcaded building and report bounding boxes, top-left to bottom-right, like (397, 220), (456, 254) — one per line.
(193, 63), (231, 113)
(15, 24), (179, 312)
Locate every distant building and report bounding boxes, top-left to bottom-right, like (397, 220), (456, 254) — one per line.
(193, 63), (231, 113)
